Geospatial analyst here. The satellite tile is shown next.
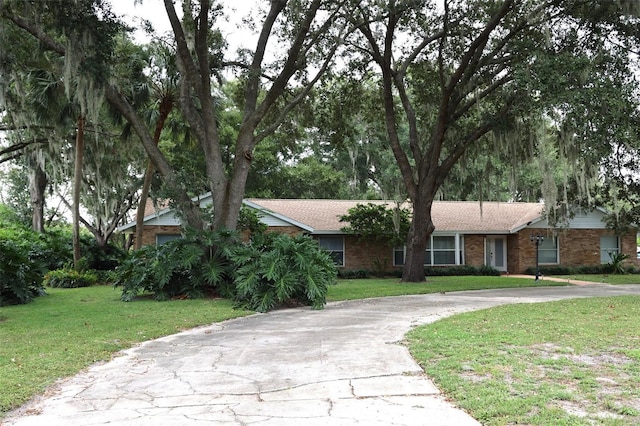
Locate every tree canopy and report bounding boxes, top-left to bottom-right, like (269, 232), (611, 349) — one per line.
(1, 0), (639, 282)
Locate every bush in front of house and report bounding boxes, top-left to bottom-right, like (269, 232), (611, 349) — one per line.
(425, 265), (500, 276)
(112, 229), (338, 312)
(44, 268), (98, 288)
(523, 263), (640, 276)
(0, 239), (46, 306)
(232, 232), (338, 312)
(337, 269), (370, 279)
(113, 228), (239, 302)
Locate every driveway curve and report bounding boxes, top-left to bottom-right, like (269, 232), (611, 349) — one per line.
(5, 284), (640, 426)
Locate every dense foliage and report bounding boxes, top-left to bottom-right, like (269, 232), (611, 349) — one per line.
(112, 228), (238, 302)
(233, 233), (338, 312)
(112, 229), (337, 312)
(0, 205), (125, 304)
(44, 268), (98, 288)
(340, 203), (411, 247)
(523, 261), (639, 276)
(0, 239), (46, 306)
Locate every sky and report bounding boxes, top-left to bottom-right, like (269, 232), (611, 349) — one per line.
(110, 0), (255, 47)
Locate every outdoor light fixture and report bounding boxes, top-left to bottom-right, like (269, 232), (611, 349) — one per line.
(530, 234), (544, 281)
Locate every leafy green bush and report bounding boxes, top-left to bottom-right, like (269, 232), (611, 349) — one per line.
(232, 233), (338, 312)
(82, 240), (127, 271)
(574, 264), (607, 274)
(113, 229), (238, 302)
(338, 269), (371, 279)
(425, 265), (500, 276)
(0, 240), (46, 306)
(606, 252), (630, 274)
(340, 203), (411, 247)
(113, 229), (337, 312)
(524, 265), (574, 275)
(44, 268), (98, 288)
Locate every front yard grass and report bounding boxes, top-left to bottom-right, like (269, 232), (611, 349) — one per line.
(407, 296), (640, 425)
(327, 275), (567, 301)
(0, 286), (251, 416)
(550, 274), (640, 285)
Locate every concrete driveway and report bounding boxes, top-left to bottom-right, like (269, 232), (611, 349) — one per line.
(5, 284), (640, 425)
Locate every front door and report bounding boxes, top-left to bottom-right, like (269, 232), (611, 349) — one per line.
(485, 237), (507, 272)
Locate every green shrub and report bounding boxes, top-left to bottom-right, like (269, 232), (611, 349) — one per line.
(524, 265), (575, 275)
(81, 240), (127, 271)
(575, 264), (608, 274)
(424, 265), (500, 276)
(232, 233), (338, 312)
(0, 240), (46, 306)
(113, 229), (337, 312)
(338, 269), (371, 279)
(44, 268), (98, 288)
(607, 252), (630, 274)
(113, 228), (238, 302)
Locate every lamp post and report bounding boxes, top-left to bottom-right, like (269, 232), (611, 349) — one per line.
(530, 234), (544, 281)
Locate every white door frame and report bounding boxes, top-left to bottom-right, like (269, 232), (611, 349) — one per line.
(485, 236), (507, 272)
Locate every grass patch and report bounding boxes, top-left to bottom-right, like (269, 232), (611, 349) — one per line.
(0, 286), (251, 415)
(407, 296), (640, 425)
(327, 275), (567, 301)
(551, 274), (640, 285)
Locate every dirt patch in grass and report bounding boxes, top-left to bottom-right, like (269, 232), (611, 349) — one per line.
(524, 343), (640, 423)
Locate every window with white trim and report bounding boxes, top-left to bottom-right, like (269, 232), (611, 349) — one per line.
(538, 236), (559, 264)
(393, 235), (460, 266)
(318, 236), (345, 266)
(600, 236), (620, 264)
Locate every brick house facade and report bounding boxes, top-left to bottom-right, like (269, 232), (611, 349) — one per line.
(118, 196), (639, 274)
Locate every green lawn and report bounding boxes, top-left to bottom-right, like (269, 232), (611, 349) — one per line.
(0, 286), (251, 415)
(551, 274), (640, 285)
(326, 275), (566, 301)
(407, 296), (640, 425)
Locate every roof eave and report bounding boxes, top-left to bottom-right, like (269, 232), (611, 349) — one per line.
(243, 199), (315, 233)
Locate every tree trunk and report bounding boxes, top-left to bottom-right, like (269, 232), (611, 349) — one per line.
(73, 116), (84, 267)
(28, 157), (47, 233)
(134, 163), (154, 249)
(134, 96), (172, 249)
(211, 131), (254, 230)
(402, 195), (436, 282)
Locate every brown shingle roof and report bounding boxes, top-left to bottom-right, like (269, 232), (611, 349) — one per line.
(247, 199), (543, 234)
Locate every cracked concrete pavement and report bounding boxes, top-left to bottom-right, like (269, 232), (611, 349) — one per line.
(4, 284), (640, 425)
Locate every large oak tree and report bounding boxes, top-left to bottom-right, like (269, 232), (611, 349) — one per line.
(346, 0), (640, 281)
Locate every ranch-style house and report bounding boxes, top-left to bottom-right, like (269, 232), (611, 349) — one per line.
(118, 195), (638, 275)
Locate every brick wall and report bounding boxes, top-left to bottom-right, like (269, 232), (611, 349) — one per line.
(437, 229), (637, 274)
(512, 228), (638, 273)
(343, 236), (398, 272)
(137, 224), (638, 274)
(139, 225), (182, 246)
(464, 235), (485, 268)
(266, 226), (304, 237)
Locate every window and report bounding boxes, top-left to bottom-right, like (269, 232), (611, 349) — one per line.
(600, 236), (620, 264)
(393, 247), (405, 266)
(156, 234), (182, 245)
(432, 236), (456, 265)
(538, 236), (559, 264)
(318, 236), (344, 266)
(393, 235), (459, 266)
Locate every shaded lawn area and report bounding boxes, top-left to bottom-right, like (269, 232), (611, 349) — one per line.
(327, 275), (567, 301)
(0, 286), (251, 415)
(407, 296), (640, 425)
